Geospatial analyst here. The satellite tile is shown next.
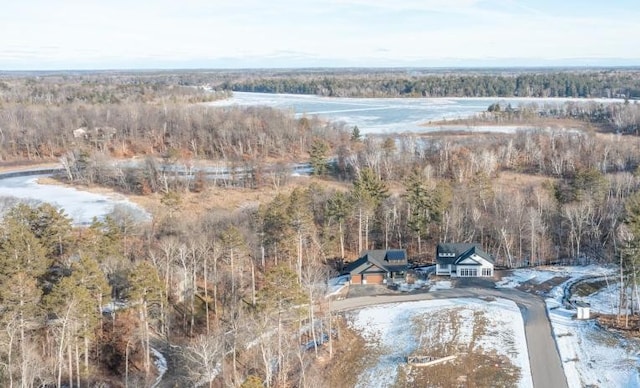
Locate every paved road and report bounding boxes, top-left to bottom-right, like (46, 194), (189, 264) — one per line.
(331, 286), (568, 388)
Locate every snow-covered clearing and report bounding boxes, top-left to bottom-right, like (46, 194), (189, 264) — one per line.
(498, 265), (640, 387)
(551, 316), (640, 387)
(348, 298), (532, 388)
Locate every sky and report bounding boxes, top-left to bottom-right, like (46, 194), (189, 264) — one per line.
(1, 0), (639, 70)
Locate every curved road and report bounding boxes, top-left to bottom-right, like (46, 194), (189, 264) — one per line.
(331, 286), (568, 388)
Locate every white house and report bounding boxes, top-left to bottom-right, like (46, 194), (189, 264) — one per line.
(435, 243), (494, 277)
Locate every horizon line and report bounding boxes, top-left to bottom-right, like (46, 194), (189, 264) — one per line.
(3, 64), (640, 74)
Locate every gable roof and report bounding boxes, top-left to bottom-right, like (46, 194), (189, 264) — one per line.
(345, 249), (408, 274)
(436, 243), (494, 265)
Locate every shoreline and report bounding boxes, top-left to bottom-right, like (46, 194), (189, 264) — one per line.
(420, 116), (593, 131)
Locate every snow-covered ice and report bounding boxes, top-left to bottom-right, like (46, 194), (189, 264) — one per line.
(348, 298), (532, 388)
(0, 174), (149, 225)
(209, 92), (624, 135)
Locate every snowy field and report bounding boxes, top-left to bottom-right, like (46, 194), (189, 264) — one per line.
(348, 298), (532, 388)
(551, 316), (640, 387)
(497, 265), (640, 387)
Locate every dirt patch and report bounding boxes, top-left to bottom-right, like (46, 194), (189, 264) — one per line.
(493, 269), (512, 281)
(422, 116), (590, 131)
(572, 279), (609, 297)
(518, 276), (569, 295)
(347, 284), (397, 298)
(320, 317), (378, 388)
(35, 175), (352, 219)
(493, 171), (555, 194)
(597, 314), (640, 337)
(395, 351), (520, 388)
(395, 308), (521, 388)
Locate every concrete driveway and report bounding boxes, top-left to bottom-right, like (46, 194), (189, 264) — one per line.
(331, 286), (568, 388)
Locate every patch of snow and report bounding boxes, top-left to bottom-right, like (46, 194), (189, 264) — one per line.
(430, 280), (452, 291)
(396, 279), (429, 292)
(150, 347), (168, 388)
(496, 265), (615, 290)
(328, 274), (349, 287)
(326, 275), (350, 297)
(573, 281), (634, 315)
(496, 268), (559, 288)
(549, 265), (616, 306)
(101, 300), (128, 315)
(349, 298), (532, 388)
(540, 265), (640, 387)
(549, 314), (640, 387)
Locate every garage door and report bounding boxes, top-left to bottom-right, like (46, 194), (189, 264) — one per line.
(351, 274), (362, 284)
(364, 273), (384, 284)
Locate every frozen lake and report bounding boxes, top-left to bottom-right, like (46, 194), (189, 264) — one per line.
(0, 173), (148, 226)
(209, 92), (618, 134)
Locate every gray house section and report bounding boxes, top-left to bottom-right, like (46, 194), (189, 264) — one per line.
(345, 249), (408, 285)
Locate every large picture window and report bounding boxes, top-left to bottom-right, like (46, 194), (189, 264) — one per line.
(482, 268), (493, 277)
(459, 268), (477, 277)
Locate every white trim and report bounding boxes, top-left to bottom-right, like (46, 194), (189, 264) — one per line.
(458, 257), (480, 265)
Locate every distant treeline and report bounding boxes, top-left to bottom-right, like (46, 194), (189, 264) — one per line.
(0, 74), (230, 105)
(5, 68), (640, 100)
(218, 70), (640, 99)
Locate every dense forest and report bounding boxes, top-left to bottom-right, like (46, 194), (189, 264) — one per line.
(3, 70), (640, 386)
(217, 69), (640, 99)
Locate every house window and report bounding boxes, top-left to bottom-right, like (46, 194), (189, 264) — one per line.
(459, 268), (477, 277)
(482, 268), (493, 277)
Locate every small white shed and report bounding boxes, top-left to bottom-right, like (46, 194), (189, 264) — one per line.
(576, 302), (590, 320)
